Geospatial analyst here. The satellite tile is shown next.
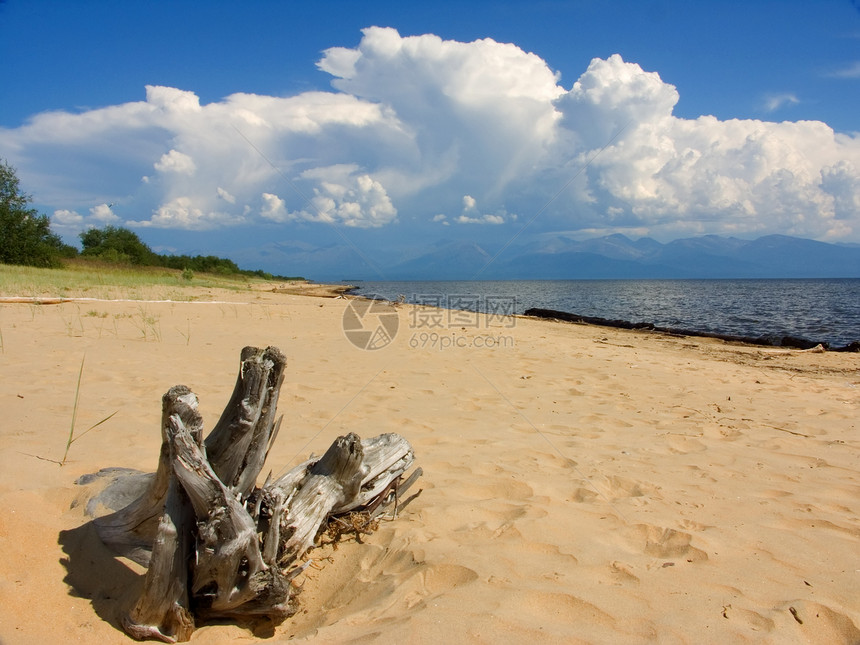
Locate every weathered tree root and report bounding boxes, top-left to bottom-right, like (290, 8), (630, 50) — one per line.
(87, 346), (418, 642)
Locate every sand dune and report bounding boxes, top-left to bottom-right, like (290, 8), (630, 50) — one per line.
(0, 287), (857, 643)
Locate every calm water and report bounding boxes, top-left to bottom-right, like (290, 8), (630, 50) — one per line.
(348, 279), (860, 347)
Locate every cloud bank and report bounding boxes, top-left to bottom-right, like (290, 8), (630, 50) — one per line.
(1, 26), (859, 244)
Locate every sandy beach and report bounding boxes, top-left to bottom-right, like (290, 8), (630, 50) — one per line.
(0, 285), (858, 644)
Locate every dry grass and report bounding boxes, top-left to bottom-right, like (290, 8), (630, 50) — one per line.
(0, 259), (284, 301)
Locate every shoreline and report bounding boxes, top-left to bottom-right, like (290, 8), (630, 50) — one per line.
(524, 307), (860, 352)
(346, 279), (860, 352)
(0, 280), (354, 305)
(1, 285), (858, 643)
(6, 290), (856, 354)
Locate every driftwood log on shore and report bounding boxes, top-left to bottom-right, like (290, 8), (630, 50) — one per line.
(523, 307), (860, 352)
(85, 346), (420, 642)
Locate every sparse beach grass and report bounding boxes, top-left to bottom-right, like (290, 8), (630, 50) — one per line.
(0, 259), (298, 301)
(58, 354), (118, 466)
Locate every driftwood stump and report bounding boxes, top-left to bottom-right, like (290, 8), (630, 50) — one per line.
(88, 346), (420, 642)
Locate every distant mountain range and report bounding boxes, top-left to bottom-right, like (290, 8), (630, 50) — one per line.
(231, 234), (860, 281)
(491, 234), (860, 280)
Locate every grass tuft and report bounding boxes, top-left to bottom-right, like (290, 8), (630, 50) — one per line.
(177, 318), (192, 345)
(59, 354), (118, 466)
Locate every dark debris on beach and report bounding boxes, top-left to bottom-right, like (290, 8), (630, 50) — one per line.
(523, 307), (860, 353)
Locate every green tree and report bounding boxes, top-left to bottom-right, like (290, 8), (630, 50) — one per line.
(0, 160), (72, 267)
(79, 225), (157, 265)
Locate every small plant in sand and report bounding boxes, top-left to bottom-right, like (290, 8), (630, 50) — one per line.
(131, 305), (162, 341)
(56, 355), (118, 466)
(59, 307), (85, 337)
(110, 312), (129, 337)
(176, 318), (192, 345)
(82, 310), (111, 338)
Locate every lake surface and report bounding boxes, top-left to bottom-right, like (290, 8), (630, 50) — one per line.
(347, 279), (860, 348)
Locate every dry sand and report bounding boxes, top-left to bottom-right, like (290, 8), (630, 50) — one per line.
(0, 285), (858, 644)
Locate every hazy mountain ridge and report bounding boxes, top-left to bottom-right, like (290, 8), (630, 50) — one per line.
(233, 234), (860, 281)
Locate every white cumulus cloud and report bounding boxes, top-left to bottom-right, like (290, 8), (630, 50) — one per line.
(128, 197), (245, 230)
(89, 203), (120, 224)
(456, 213), (505, 225)
(546, 55), (860, 239)
(261, 192), (289, 222)
(51, 209), (84, 232)
(51, 203), (118, 234)
(154, 149), (197, 174)
(0, 28), (858, 244)
(454, 194), (506, 224)
(217, 187), (236, 204)
(296, 167), (398, 228)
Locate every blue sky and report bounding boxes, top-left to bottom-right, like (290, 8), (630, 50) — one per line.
(2, 0), (860, 275)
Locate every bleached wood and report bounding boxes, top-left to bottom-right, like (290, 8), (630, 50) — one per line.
(204, 346), (286, 497)
(120, 389), (202, 642)
(121, 479), (195, 643)
(93, 385), (201, 567)
(80, 346), (417, 642)
(277, 432), (367, 563)
(335, 433), (415, 513)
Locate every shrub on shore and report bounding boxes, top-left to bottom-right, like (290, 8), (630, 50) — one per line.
(0, 158), (302, 281)
(0, 160), (75, 268)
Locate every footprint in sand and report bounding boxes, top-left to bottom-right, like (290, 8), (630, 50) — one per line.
(313, 544), (479, 626)
(677, 518), (709, 532)
(605, 475), (661, 501)
(664, 434), (707, 453)
(608, 560), (640, 584)
(685, 464), (719, 483)
(409, 563), (479, 606)
(621, 523), (709, 561)
(511, 590), (616, 628)
(571, 486), (599, 503)
(463, 477), (534, 501)
(716, 425), (743, 440)
(725, 606), (775, 632)
(773, 600), (860, 643)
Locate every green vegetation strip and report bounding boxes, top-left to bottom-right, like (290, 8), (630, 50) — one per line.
(0, 260), (292, 300)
